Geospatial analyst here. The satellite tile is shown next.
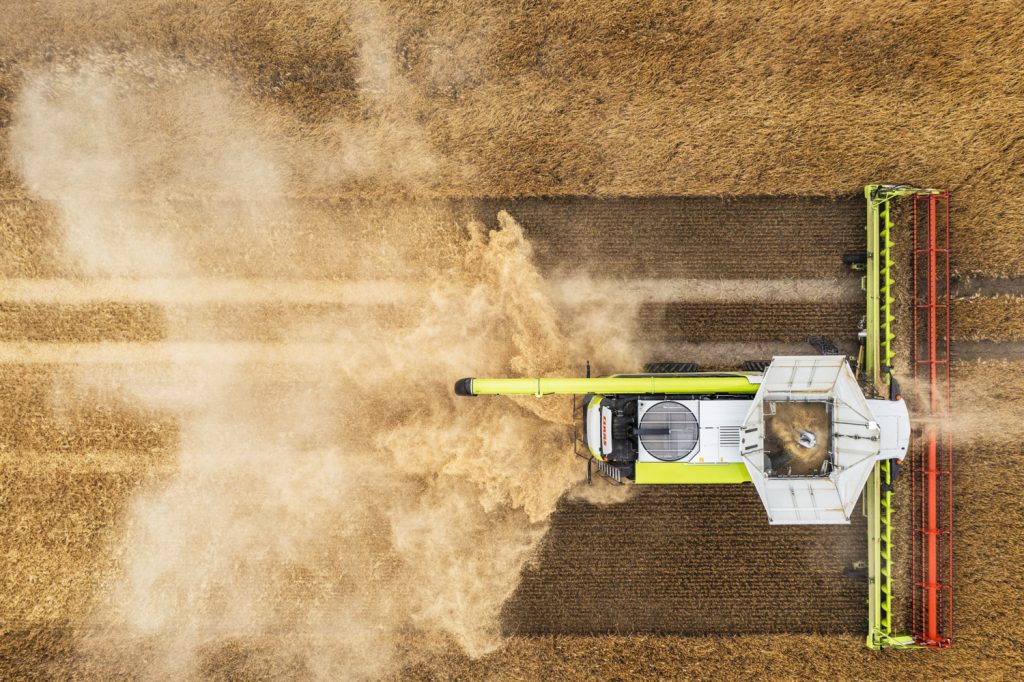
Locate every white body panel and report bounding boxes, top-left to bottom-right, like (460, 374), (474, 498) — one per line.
(758, 478), (851, 524)
(866, 398), (911, 460)
(586, 400), (602, 457)
(636, 399), (751, 464)
(739, 356), (910, 525)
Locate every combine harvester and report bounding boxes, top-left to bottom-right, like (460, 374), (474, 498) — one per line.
(458, 357), (908, 525)
(453, 185), (952, 650)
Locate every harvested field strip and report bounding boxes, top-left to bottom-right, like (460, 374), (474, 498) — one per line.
(474, 196), (863, 280)
(0, 278), (415, 305)
(0, 303), (412, 343)
(0, 281), (858, 343)
(0, 276), (859, 305)
(502, 486), (865, 635)
(0, 411), (172, 454)
(637, 301), (862, 342)
(952, 295), (1024, 340)
(0, 420), (171, 457)
(551, 277), (859, 305)
(0, 278), (418, 305)
(0, 195), (865, 281)
(1, 629), (1022, 680)
(637, 341), (850, 370)
(0, 341), (399, 364)
(953, 277), (1024, 297)
(954, 341), (1024, 361)
(0, 319), (860, 357)
(0, 198), (471, 280)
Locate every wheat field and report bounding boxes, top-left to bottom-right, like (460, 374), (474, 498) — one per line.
(1, 2), (1022, 679)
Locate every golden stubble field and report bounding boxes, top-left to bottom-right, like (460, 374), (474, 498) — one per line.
(1, 1), (1022, 679)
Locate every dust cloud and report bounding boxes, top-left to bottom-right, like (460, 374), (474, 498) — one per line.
(894, 361), (1023, 444)
(10, 50), (638, 680)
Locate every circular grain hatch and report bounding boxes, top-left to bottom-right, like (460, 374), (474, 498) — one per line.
(639, 401), (699, 461)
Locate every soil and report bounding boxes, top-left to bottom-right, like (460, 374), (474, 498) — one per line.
(471, 196), (864, 280)
(502, 485), (865, 636)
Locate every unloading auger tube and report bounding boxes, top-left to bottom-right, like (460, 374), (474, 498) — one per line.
(453, 375), (760, 396)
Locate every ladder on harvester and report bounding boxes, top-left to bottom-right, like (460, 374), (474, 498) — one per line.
(862, 184), (952, 650)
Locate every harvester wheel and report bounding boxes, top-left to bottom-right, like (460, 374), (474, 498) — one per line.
(842, 562), (868, 582)
(843, 252), (867, 265)
(808, 336), (841, 355)
(643, 362), (700, 373)
(742, 360), (770, 372)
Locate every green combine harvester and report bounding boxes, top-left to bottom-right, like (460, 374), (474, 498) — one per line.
(454, 184), (951, 650)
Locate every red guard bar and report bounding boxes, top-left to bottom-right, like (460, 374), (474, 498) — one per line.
(911, 191), (953, 648)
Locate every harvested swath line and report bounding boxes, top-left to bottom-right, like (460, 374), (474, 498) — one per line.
(953, 341), (1024, 361)
(0, 279), (860, 346)
(472, 196), (863, 280)
(636, 301), (863, 342)
(0, 303), (407, 343)
(0, 277), (857, 305)
(953, 277), (1024, 297)
(550, 277), (860, 305)
(0, 337), (860, 368)
(0, 198), (472, 280)
(635, 341), (857, 371)
(0, 278), (418, 305)
(0, 315), (862, 364)
(501, 485), (866, 636)
(2, 628), (1023, 680)
(0, 360), (386, 454)
(0, 363), (413, 463)
(0, 341), (383, 364)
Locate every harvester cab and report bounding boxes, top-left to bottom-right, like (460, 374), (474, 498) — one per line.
(455, 355), (909, 525)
